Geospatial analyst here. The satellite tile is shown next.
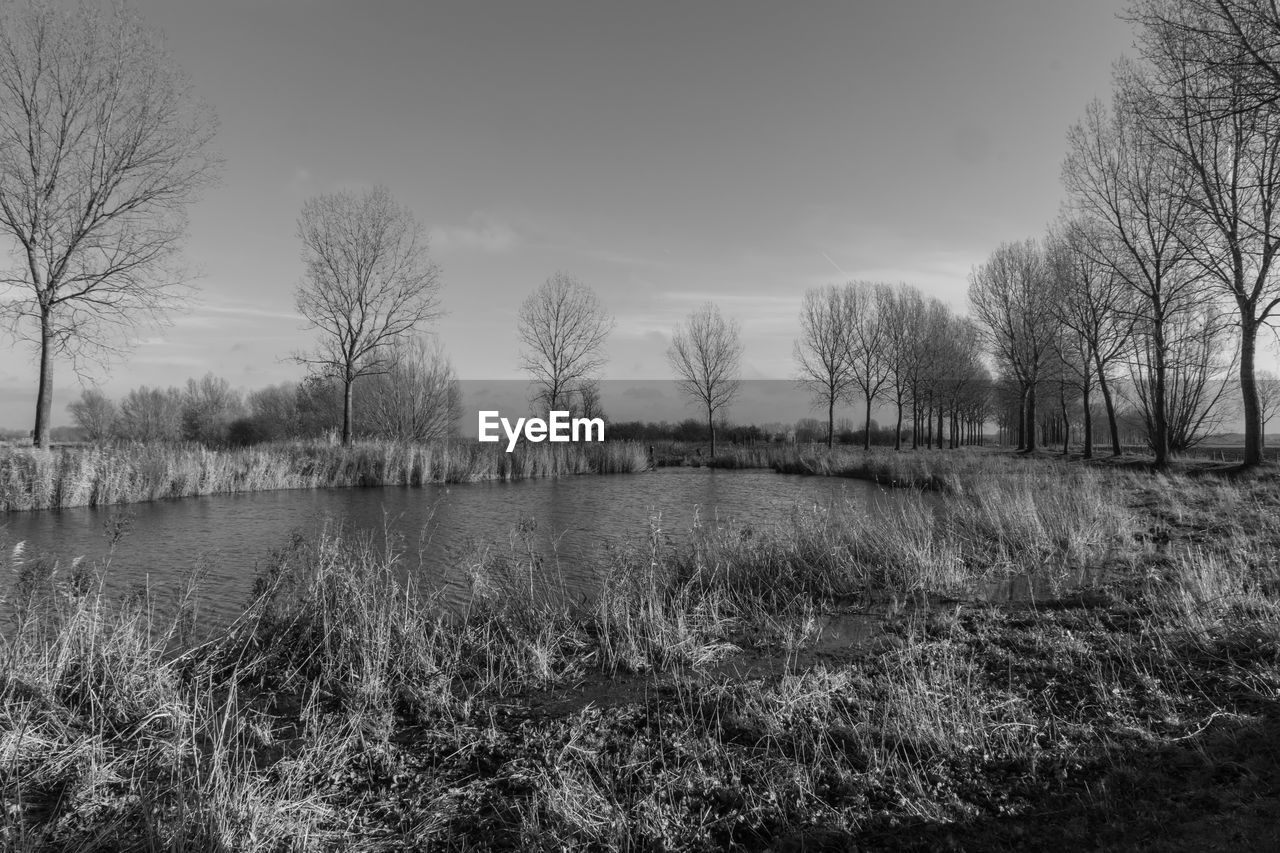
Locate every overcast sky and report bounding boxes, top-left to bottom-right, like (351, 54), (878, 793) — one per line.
(0, 0), (1139, 429)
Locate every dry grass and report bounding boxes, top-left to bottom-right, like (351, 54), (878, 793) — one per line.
(3, 456), (1279, 850)
(0, 439), (651, 512)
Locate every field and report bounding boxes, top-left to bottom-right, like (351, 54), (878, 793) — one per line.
(2, 450), (1279, 850)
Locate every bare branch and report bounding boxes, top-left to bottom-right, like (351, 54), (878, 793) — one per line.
(667, 301), (742, 454)
(516, 271), (613, 414)
(0, 2), (220, 446)
(293, 185), (442, 445)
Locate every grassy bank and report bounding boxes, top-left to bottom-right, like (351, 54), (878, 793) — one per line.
(701, 444), (1014, 493)
(3, 459), (1279, 850)
(0, 439), (651, 512)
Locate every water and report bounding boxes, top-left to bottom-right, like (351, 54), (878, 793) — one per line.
(0, 468), (909, 623)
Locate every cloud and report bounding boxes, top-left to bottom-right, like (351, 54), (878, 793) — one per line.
(199, 303), (303, 322)
(168, 299), (304, 333)
(662, 291), (796, 311)
(432, 213), (521, 254)
(171, 314), (218, 329)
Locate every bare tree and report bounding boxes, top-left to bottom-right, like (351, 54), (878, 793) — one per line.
(910, 298), (952, 449)
(1048, 219), (1134, 457)
(294, 185), (442, 445)
(67, 388), (117, 444)
(968, 239), (1057, 452)
(575, 379), (606, 422)
(180, 373), (244, 446)
(794, 417), (824, 444)
(1063, 94), (1204, 466)
(362, 336), (461, 443)
(877, 284), (924, 450)
(0, 3), (219, 448)
(667, 302), (743, 455)
(294, 376), (344, 440)
(1257, 368), (1280, 447)
(244, 383), (303, 442)
(1043, 329), (1082, 455)
(936, 316), (988, 450)
(794, 285), (854, 448)
(1127, 7), (1280, 466)
(1125, 0), (1280, 110)
(517, 272), (614, 414)
(955, 358), (993, 447)
(1126, 302), (1236, 453)
(117, 385), (183, 443)
(842, 283), (893, 450)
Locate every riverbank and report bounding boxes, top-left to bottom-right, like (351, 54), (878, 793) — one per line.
(656, 443), (1002, 492)
(3, 458), (1278, 850)
(0, 440), (651, 512)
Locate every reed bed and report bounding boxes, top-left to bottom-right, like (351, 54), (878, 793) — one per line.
(0, 439), (651, 512)
(764, 445), (1018, 492)
(703, 444), (1039, 495)
(666, 461), (1134, 600)
(3, 459), (1279, 849)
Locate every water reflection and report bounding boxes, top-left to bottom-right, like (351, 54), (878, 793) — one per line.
(1, 468), (903, 622)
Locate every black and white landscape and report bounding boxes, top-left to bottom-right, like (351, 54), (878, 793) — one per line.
(3, 2), (1280, 851)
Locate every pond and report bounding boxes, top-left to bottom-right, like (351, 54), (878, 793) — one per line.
(1, 467), (913, 623)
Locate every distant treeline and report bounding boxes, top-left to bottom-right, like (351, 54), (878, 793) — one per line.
(605, 417), (925, 447)
(57, 338), (461, 448)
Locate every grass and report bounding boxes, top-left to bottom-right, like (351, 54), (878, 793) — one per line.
(765, 445), (1014, 492)
(0, 439), (651, 512)
(3, 454), (1280, 850)
(701, 444), (1050, 495)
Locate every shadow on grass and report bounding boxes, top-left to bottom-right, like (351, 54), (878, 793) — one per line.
(827, 703), (1280, 853)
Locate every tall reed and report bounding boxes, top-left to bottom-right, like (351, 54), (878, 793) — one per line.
(0, 439), (651, 512)
(4, 460), (1280, 850)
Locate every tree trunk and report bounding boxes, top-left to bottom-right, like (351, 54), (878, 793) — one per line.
(827, 397), (835, 450)
(708, 406), (716, 456)
(1151, 318), (1169, 468)
(1081, 377), (1093, 460)
(1094, 349), (1121, 457)
(1024, 384), (1038, 453)
(1060, 383), (1070, 456)
(1239, 317), (1264, 466)
(1017, 395), (1025, 451)
(913, 388), (922, 449)
(342, 375), (355, 446)
(894, 399), (904, 451)
(863, 394), (873, 451)
(33, 310), (55, 449)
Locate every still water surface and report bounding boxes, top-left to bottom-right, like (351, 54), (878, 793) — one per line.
(2, 468), (910, 622)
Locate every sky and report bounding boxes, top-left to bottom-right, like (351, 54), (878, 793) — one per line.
(0, 0), (1141, 431)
